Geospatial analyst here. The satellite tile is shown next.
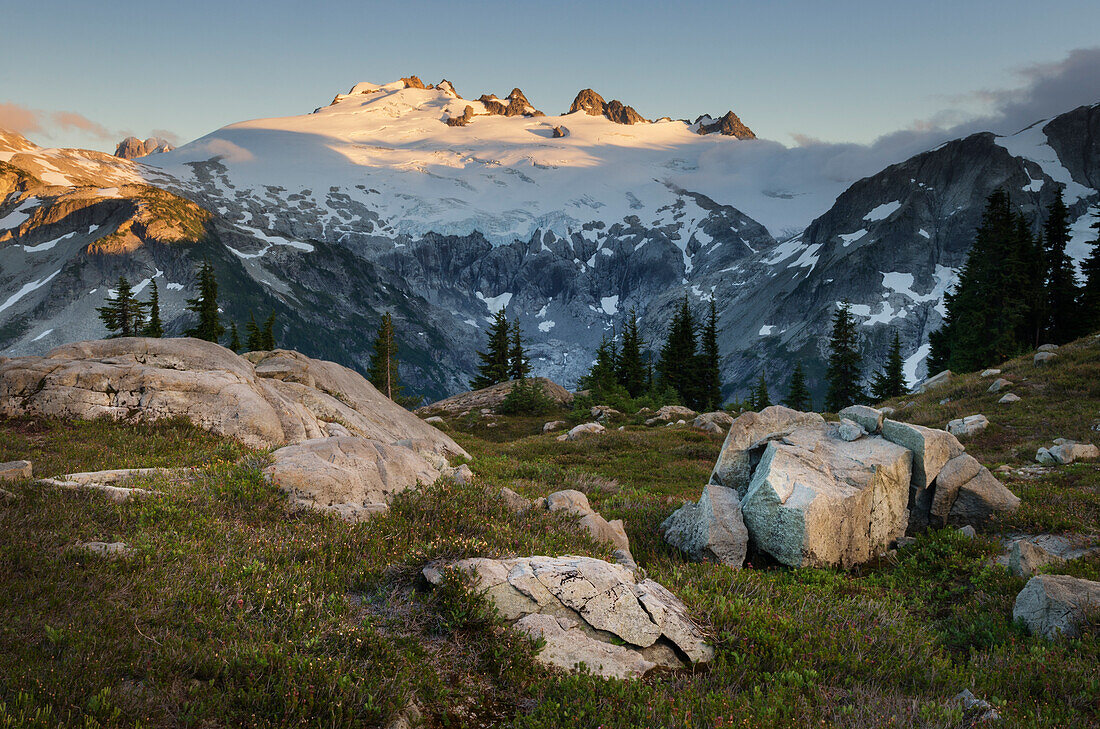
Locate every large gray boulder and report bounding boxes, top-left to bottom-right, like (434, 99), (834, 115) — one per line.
(661, 483), (748, 567)
(0, 338), (467, 459)
(739, 423), (913, 567)
(264, 436), (442, 519)
(423, 555), (713, 678)
(838, 405), (885, 434)
(710, 406), (826, 495)
(1013, 574), (1100, 639)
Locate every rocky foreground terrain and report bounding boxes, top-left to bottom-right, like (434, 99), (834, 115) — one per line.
(1, 332), (1098, 726)
(2, 81), (1097, 401)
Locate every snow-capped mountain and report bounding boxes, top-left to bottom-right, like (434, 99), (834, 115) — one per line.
(2, 78), (1098, 401)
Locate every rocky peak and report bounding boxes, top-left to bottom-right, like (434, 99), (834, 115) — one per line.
(114, 136), (174, 160)
(401, 75), (427, 90)
(477, 87), (544, 117)
(435, 79), (460, 98)
(569, 89), (646, 125)
(694, 111), (756, 140)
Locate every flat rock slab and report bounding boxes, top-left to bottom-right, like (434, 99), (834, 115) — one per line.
(418, 378), (573, 416)
(265, 436), (441, 519)
(423, 555), (713, 678)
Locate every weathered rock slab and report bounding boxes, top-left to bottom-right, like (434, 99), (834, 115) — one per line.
(264, 436), (441, 518)
(423, 555), (712, 677)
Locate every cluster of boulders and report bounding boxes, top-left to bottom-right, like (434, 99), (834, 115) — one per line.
(947, 414), (989, 437)
(422, 555), (712, 678)
(662, 405), (1020, 569)
(0, 338), (468, 518)
(1035, 439), (1099, 465)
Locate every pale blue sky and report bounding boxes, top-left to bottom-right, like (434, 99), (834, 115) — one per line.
(3, 0), (1100, 151)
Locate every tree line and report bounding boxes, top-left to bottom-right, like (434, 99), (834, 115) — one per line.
(97, 259), (277, 352)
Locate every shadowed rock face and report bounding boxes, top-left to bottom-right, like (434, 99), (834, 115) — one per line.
(114, 137), (173, 160)
(569, 89), (646, 124)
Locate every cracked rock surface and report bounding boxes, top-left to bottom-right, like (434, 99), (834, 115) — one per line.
(423, 555), (713, 678)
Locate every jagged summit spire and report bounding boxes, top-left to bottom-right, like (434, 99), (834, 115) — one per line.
(569, 89), (647, 125)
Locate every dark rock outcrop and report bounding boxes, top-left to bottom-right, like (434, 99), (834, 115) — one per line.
(446, 106), (475, 127)
(401, 76), (427, 90)
(569, 89), (646, 125)
(695, 111), (756, 139)
(114, 137), (173, 160)
(478, 88), (544, 117)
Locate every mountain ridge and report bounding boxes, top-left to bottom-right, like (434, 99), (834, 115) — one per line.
(1, 86), (1097, 401)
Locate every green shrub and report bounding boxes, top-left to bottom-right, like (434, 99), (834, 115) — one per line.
(498, 378), (560, 415)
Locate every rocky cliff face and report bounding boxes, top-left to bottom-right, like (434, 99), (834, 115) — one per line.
(114, 137), (174, 160)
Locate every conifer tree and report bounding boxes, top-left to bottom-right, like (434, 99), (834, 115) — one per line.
(142, 280), (163, 338)
(1080, 212), (1100, 331)
(870, 330), (906, 401)
(245, 312), (263, 352)
(1042, 191), (1080, 344)
(261, 312), (276, 350)
(184, 259), (224, 342)
(228, 322), (241, 352)
(615, 307), (647, 398)
(471, 310), (512, 389)
(825, 301), (864, 411)
(698, 299), (723, 410)
(657, 296), (700, 408)
(97, 276), (147, 338)
(368, 312), (402, 400)
(782, 361), (812, 411)
(928, 189), (1040, 372)
(580, 335), (619, 394)
(751, 371), (770, 410)
(508, 322), (531, 380)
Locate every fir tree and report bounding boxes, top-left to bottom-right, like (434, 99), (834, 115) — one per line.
(245, 312), (263, 352)
(183, 259), (224, 342)
(228, 322), (241, 352)
(870, 330), (906, 401)
(1080, 211), (1100, 331)
(471, 310), (512, 389)
(580, 335), (619, 393)
(657, 296), (700, 408)
(782, 361), (812, 411)
(615, 307), (647, 398)
(751, 371), (770, 410)
(368, 312), (402, 400)
(261, 312), (276, 350)
(141, 280), (163, 337)
(508, 322), (531, 380)
(1042, 191), (1080, 344)
(97, 276), (147, 338)
(697, 299), (723, 410)
(929, 189), (1040, 372)
(825, 300), (864, 412)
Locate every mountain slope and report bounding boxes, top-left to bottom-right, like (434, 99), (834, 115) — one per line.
(2, 85), (1098, 401)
